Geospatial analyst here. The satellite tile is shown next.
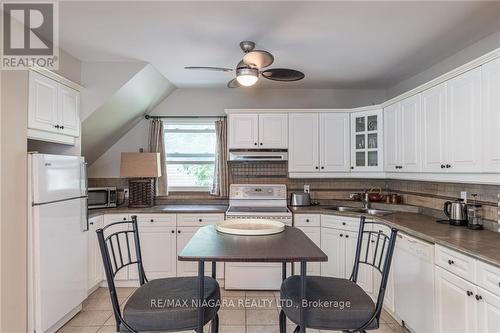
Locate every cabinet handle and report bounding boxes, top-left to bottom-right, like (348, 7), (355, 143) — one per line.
(441, 164), (445, 169)
(89, 222), (94, 225)
(345, 235), (349, 238)
(475, 294), (482, 301)
(260, 143), (263, 146)
(198, 218), (203, 222)
(342, 222), (346, 226)
(178, 230), (181, 234)
(467, 290), (473, 296)
(254, 142), (258, 146)
(448, 259), (455, 265)
(350, 166), (354, 170)
(171, 230), (175, 234)
(54, 125), (60, 129)
(60, 125), (64, 129)
(340, 234), (343, 237)
(123, 217), (127, 221)
(150, 219), (154, 222)
(315, 166), (319, 170)
(321, 166), (324, 170)
(446, 164), (451, 168)
(306, 219), (310, 222)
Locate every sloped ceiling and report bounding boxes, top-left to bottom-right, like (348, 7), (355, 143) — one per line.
(82, 64), (176, 164)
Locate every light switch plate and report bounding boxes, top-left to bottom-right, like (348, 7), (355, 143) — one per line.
(304, 185), (310, 193)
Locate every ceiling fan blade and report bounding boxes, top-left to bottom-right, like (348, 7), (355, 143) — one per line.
(261, 68), (305, 81)
(242, 50), (274, 69)
(227, 78), (240, 88)
(184, 66), (233, 72)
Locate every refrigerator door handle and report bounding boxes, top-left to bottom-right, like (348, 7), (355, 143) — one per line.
(81, 161), (88, 197)
(82, 197), (89, 232)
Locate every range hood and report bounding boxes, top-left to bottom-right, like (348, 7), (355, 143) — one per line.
(229, 149), (288, 162)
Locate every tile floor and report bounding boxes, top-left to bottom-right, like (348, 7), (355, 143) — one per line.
(57, 287), (408, 333)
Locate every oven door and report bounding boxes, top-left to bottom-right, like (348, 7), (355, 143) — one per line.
(87, 189), (110, 209)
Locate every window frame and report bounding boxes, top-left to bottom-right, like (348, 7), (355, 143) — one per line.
(163, 118), (217, 192)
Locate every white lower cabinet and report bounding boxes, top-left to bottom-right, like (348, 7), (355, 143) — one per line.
(294, 226), (321, 276)
(477, 287), (500, 333)
(91, 213), (224, 288)
(87, 215), (104, 292)
(102, 214), (131, 281)
(435, 266), (477, 333)
(434, 246), (500, 333)
(129, 216), (177, 280)
(320, 215), (373, 297)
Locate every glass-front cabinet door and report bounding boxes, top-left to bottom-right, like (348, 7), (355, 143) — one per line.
(350, 109), (383, 172)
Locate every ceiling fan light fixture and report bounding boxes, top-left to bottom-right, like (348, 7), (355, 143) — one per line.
(236, 67), (258, 86)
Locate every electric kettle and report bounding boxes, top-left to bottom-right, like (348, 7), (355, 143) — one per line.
(443, 199), (468, 226)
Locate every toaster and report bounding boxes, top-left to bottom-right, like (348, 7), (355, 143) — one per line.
(290, 192), (311, 206)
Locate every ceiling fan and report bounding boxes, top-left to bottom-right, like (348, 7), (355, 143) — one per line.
(184, 41), (305, 88)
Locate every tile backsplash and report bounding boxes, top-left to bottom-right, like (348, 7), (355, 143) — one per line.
(89, 161), (500, 225)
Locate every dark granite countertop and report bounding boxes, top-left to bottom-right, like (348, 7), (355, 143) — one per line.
(88, 204), (228, 218)
(291, 205), (500, 269)
(88, 201), (500, 268)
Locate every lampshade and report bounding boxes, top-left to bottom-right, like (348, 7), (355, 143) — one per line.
(120, 152), (161, 178)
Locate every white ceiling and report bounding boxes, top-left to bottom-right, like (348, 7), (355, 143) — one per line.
(59, 1), (500, 89)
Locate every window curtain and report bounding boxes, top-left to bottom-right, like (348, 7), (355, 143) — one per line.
(148, 119), (168, 196)
(211, 117), (229, 197)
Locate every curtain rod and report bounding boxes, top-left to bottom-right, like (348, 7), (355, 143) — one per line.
(144, 115), (226, 119)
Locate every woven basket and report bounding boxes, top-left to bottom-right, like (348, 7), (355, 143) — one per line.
(129, 178), (155, 208)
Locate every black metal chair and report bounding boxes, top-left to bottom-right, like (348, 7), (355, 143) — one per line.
(279, 216), (398, 333)
(96, 215), (220, 333)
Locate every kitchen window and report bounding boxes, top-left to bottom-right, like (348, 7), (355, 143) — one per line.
(164, 121), (216, 191)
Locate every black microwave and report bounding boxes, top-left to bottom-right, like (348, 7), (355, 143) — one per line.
(88, 187), (117, 209)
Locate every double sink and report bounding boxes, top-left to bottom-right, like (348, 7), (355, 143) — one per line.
(325, 206), (392, 216)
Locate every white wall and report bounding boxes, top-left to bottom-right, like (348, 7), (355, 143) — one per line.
(387, 30), (500, 99)
(81, 61), (147, 120)
(88, 87), (386, 177)
(152, 88), (386, 117)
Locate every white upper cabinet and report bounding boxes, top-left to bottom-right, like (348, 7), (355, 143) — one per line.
(350, 109), (383, 172)
(258, 113), (288, 148)
(288, 113), (320, 172)
(289, 112), (350, 173)
(229, 113), (287, 149)
(319, 113), (350, 172)
(28, 70), (81, 144)
(421, 83), (448, 172)
(482, 58), (500, 173)
(58, 84), (81, 137)
(446, 67), (482, 173)
(228, 113), (259, 148)
(384, 103), (400, 171)
(384, 95), (421, 172)
(29, 71), (59, 134)
(400, 95), (421, 172)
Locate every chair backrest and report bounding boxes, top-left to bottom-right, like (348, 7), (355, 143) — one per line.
(350, 216), (398, 329)
(96, 215), (147, 330)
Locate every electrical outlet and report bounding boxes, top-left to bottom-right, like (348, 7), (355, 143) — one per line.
(460, 191), (467, 202)
(304, 185), (310, 193)
(124, 188), (129, 199)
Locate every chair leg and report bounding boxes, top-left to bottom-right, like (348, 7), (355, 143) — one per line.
(279, 309), (286, 333)
(293, 325), (300, 333)
(211, 313), (219, 333)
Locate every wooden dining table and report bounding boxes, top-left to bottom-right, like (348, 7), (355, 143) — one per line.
(178, 225), (328, 333)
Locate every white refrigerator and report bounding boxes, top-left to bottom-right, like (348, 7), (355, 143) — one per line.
(28, 154), (88, 333)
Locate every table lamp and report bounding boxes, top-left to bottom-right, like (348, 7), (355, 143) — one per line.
(120, 152), (161, 207)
